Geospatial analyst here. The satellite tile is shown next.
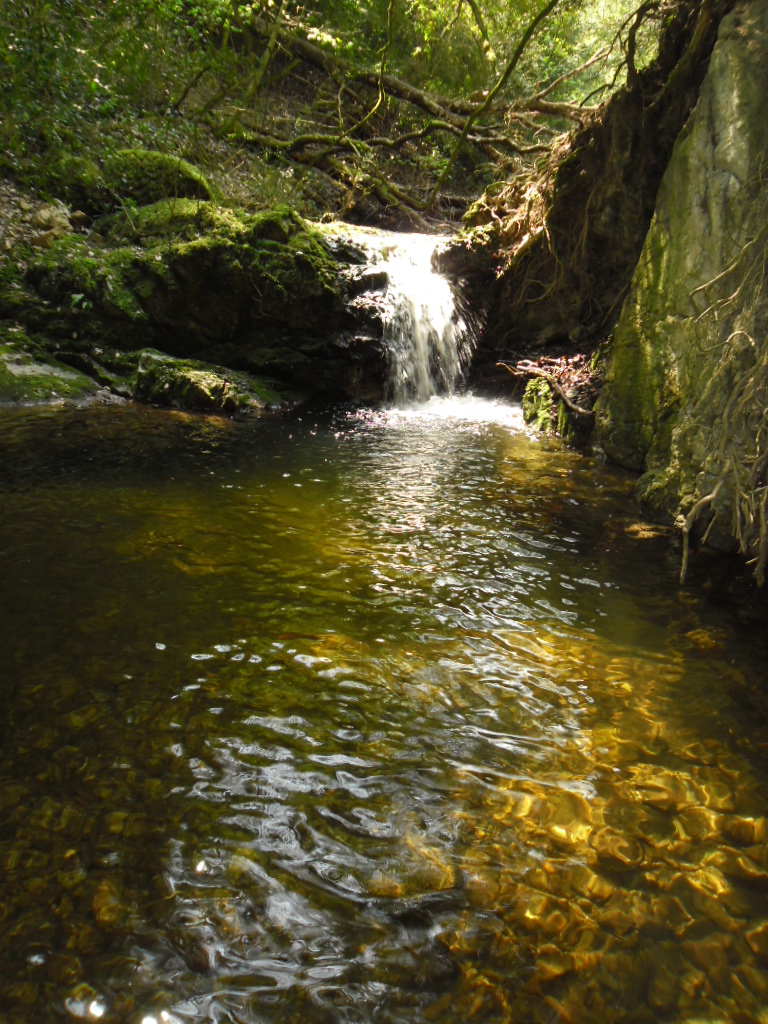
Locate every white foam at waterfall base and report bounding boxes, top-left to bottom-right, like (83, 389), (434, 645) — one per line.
(376, 233), (475, 404)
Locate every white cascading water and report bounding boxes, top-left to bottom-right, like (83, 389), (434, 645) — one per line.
(374, 233), (475, 404)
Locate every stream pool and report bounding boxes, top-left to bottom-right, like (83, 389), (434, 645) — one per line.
(1, 395), (768, 1024)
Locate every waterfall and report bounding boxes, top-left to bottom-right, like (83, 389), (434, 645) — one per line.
(375, 234), (475, 404)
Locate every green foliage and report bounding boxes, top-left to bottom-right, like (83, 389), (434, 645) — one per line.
(522, 377), (554, 432)
(294, 0), (661, 100)
(0, 0), (671, 221)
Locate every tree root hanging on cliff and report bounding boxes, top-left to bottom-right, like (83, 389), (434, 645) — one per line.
(677, 480), (724, 585)
(674, 168), (768, 586)
(464, 0), (739, 353)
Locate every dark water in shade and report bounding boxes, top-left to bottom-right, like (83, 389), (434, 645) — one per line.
(1, 396), (768, 1024)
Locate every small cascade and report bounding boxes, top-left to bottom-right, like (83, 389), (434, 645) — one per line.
(374, 233), (475, 404)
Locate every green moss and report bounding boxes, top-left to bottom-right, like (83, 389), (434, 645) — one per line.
(103, 149), (212, 207)
(98, 198), (222, 244)
(522, 378), (554, 432)
(593, 225), (685, 471)
(27, 235), (148, 324)
(41, 152), (106, 211)
(0, 328), (100, 405)
(522, 377), (593, 443)
(27, 201), (340, 341)
(133, 349), (285, 414)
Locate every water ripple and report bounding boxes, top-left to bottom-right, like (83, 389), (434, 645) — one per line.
(1, 400), (768, 1023)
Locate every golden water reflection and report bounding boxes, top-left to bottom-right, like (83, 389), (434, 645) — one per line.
(0, 399), (767, 1023)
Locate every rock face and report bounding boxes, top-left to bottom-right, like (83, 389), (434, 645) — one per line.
(594, 0), (768, 567)
(440, 1), (736, 365)
(6, 203), (389, 407)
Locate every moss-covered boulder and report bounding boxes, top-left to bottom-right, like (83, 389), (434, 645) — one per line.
(522, 378), (554, 433)
(4, 202), (385, 405)
(23, 203), (344, 343)
(0, 328), (101, 405)
(594, 0), (768, 574)
(133, 350), (286, 414)
(521, 376), (594, 444)
(103, 150), (212, 207)
(36, 149), (212, 214)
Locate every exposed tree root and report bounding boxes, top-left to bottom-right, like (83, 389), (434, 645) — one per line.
(456, 0), (738, 363)
(674, 170), (768, 584)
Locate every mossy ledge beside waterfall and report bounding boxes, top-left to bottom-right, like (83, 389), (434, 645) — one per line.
(0, 204), (474, 412)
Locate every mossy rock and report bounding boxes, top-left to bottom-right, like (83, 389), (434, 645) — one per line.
(98, 198), (222, 244)
(128, 208), (342, 343)
(26, 234), (149, 326)
(18, 202), (384, 402)
(103, 150), (212, 207)
(433, 221), (500, 278)
(41, 152), (106, 211)
(25, 204), (343, 344)
(0, 329), (101, 405)
(133, 350), (285, 414)
(522, 378), (554, 432)
(97, 200), (309, 248)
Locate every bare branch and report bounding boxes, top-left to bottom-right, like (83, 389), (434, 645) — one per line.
(424, 0), (564, 213)
(530, 44), (612, 102)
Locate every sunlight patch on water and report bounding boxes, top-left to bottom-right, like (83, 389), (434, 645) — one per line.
(350, 394), (526, 431)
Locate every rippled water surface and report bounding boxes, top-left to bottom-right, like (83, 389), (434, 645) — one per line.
(2, 397), (768, 1024)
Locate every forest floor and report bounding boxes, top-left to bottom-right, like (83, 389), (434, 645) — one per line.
(0, 178), (45, 253)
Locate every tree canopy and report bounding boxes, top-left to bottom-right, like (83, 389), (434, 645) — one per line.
(0, 0), (668, 220)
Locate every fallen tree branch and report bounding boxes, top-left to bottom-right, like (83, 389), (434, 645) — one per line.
(496, 359), (596, 419)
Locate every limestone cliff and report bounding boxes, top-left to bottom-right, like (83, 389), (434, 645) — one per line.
(594, 0), (768, 580)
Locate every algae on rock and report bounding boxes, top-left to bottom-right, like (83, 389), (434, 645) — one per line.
(133, 350), (287, 415)
(2, 201), (389, 410)
(0, 327), (101, 405)
(522, 378), (554, 433)
(594, 0), (768, 579)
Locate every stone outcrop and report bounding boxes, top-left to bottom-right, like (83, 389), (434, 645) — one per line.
(1, 202), (391, 409)
(594, 0), (768, 575)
